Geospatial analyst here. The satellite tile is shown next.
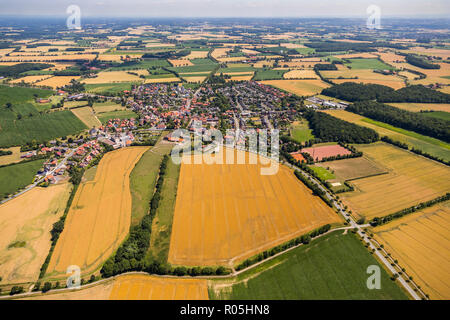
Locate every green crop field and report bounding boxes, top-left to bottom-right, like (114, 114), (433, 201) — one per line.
(108, 59), (170, 71)
(148, 156), (180, 264)
(0, 159), (45, 199)
(344, 58), (394, 70)
(290, 119), (314, 143)
(0, 109), (87, 148)
(97, 109), (138, 123)
(209, 232), (408, 300)
(309, 165), (336, 181)
(129, 139), (173, 226)
(0, 85), (53, 106)
(253, 69), (287, 80)
(84, 82), (134, 94)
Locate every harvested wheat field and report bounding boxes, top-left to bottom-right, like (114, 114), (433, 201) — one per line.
(168, 147), (341, 267)
(301, 144), (352, 161)
(82, 71), (142, 84)
(283, 69), (319, 79)
(23, 280), (114, 300)
(261, 80), (331, 96)
(168, 59), (193, 67)
(373, 201), (450, 299)
(339, 142), (450, 220)
(144, 77), (181, 84)
(183, 76), (206, 83)
(71, 106), (102, 128)
(226, 75), (254, 82)
(10, 75), (53, 84)
(186, 51), (209, 59)
(46, 147), (148, 277)
(0, 183), (72, 284)
(109, 274), (209, 300)
(36, 76), (81, 89)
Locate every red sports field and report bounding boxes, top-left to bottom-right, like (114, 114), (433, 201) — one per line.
(301, 145), (351, 161)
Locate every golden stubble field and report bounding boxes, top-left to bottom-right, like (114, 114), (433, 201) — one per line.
(46, 147), (148, 277)
(0, 183), (72, 284)
(23, 274), (208, 300)
(339, 142), (450, 219)
(373, 201), (450, 300)
(71, 106), (102, 128)
(168, 148), (341, 267)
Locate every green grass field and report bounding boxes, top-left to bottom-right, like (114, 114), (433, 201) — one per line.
(309, 165), (336, 181)
(96, 110), (138, 123)
(344, 58), (394, 70)
(421, 111), (450, 121)
(253, 69), (287, 80)
(209, 232), (408, 300)
(0, 159), (45, 199)
(147, 156), (180, 264)
(290, 119), (314, 143)
(128, 139), (173, 226)
(0, 109), (87, 148)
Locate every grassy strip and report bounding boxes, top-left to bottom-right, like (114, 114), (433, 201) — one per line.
(370, 193), (450, 227)
(100, 155), (169, 277)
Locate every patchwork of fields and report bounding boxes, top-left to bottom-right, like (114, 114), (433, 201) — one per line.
(169, 148), (341, 267)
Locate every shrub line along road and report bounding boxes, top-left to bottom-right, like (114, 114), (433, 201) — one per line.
(284, 161), (423, 300)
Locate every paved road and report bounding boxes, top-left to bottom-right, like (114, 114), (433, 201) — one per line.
(285, 162), (422, 300)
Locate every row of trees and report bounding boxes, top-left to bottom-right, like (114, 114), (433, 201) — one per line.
(0, 62), (53, 78)
(347, 101), (450, 143)
(370, 193), (450, 226)
(405, 54), (440, 69)
(322, 82), (450, 103)
(304, 110), (379, 144)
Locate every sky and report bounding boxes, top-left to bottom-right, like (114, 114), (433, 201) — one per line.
(0, 0), (449, 18)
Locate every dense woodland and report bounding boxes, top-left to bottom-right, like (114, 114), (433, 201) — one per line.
(405, 54), (441, 69)
(304, 110), (379, 143)
(347, 101), (450, 143)
(322, 82), (450, 103)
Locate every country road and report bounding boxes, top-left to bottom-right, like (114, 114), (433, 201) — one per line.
(285, 161), (423, 300)
(0, 148), (77, 205)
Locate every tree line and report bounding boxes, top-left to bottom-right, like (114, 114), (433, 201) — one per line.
(405, 54), (440, 69)
(381, 136), (449, 166)
(322, 82), (450, 103)
(370, 193), (450, 226)
(347, 101), (450, 143)
(304, 110), (379, 144)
